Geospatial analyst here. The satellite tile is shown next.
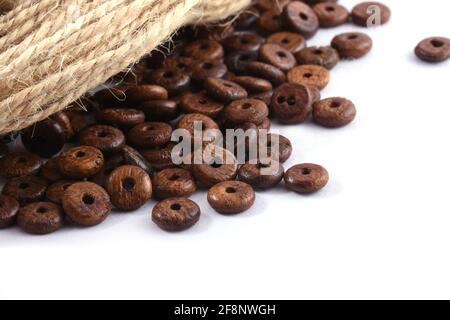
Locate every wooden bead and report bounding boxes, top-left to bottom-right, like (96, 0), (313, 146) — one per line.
(252, 133), (292, 163)
(258, 10), (283, 35)
(313, 97), (357, 128)
(180, 92), (224, 119)
(207, 181), (255, 214)
(0, 194), (20, 228)
(121, 145), (153, 176)
(62, 181), (112, 226)
(150, 67), (191, 97)
(98, 108), (145, 129)
(234, 6), (260, 30)
(232, 76), (273, 94)
(245, 61), (286, 86)
(192, 60), (228, 84)
(267, 31), (306, 53)
(287, 64), (330, 90)
(351, 1), (390, 27)
(313, 2), (349, 28)
(66, 110), (96, 135)
(153, 168), (197, 199)
(163, 56), (195, 76)
(183, 39), (224, 60)
(331, 32), (373, 59)
(3, 175), (48, 206)
(225, 51), (259, 74)
(40, 157), (63, 182)
(415, 37), (450, 63)
(256, 0), (290, 13)
(46, 180), (77, 205)
(125, 85), (168, 102)
(79, 125), (126, 154)
(285, 163), (329, 193)
(223, 32), (265, 52)
(17, 202), (64, 235)
(238, 161), (284, 189)
(176, 113), (220, 141)
(139, 100), (179, 121)
(21, 118), (66, 158)
(52, 111), (75, 141)
(259, 44), (297, 71)
(91, 154), (125, 187)
(140, 143), (177, 172)
(296, 46), (340, 70)
(127, 122), (173, 148)
(282, 1), (319, 39)
(0, 152), (42, 178)
(152, 197), (201, 231)
(271, 83), (313, 124)
(94, 87), (127, 106)
(105, 165), (152, 211)
(205, 78), (248, 103)
(59, 146), (105, 179)
(224, 99), (269, 125)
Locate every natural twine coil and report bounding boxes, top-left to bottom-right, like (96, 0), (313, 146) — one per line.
(0, 0), (251, 135)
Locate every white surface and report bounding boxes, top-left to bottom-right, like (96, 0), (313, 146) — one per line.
(1, 0), (450, 300)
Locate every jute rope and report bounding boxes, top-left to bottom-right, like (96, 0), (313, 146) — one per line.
(0, 0), (251, 135)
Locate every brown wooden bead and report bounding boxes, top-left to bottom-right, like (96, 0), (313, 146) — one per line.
(0, 194), (20, 228)
(258, 10), (283, 35)
(225, 50), (259, 74)
(256, 0), (290, 13)
(271, 83), (313, 124)
(259, 44), (297, 72)
(331, 32), (373, 59)
(46, 180), (77, 205)
(183, 39), (224, 60)
(207, 181), (255, 214)
(139, 100), (179, 121)
(234, 6), (260, 30)
(0, 152), (42, 178)
(287, 64), (330, 90)
(91, 154), (125, 187)
(232, 76), (273, 94)
(191, 146), (238, 188)
(98, 108), (145, 129)
(40, 157), (63, 182)
(224, 99), (269, 125)
(21, 118), (66, 158)
(140, 143), (177, 172)
(351, 1), (390, 27)
(150, 67), (190, 97)
(192, 60), (228, 84)
(267, 31), (306, 53)
(180, 92), (224, 119)
(59, 146), (104, 179)
(152, 197), (200, 231)
(238, 161), (284, 189)
(52, 111), (74, 141)
(62, 181), (112, 226)
(245, 61), (286, 86)
(415, 37), (450, 63)
(94, 87), (127, 105)
(296, 46), (340, 70)
(313, 2), (349, 28)
(121, 145), (153, 175)
(79, 125), (125, 154)
(253, 133), (292, 163)
(205, 78), (248, 103)
(127, 122), (172, 148)
(105, 165), (152, 211)
(17, 202), (64, 235)
(153, 168), (197, 199)
(282, 1), (319, 39)
(285, 163), (329, 193)
(163, 56), (195, 76)
(66, 110), (96, 136)
(3, 175), (48, 206)
(125, 85), (168, 102)
(223, 32), (265, 53)
(313, 97), (357, 128)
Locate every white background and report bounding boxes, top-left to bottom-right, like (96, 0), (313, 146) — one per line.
(1, 0), (450, 300)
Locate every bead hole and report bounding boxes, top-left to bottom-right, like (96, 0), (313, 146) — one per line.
(302, 168), (312, 175)
(303, 73), (313, 78)
(168, 174), (180, 181)
(281, 38), (290, 44)
(163, 71), (175, 78)
(287, 96), (296, 105)
(16, 157), (27, 164)
(313, 49), (323, 55)
(330, 101), (341, 108)
(198, 99), (208, 105)
(97, 130), (109, 138)
(325, 6), (335, 12)
(76, 151), (86, 158)
(225, 187), (236, 194)
(82, 194), (95, 205)
(431, 40), (444, 48)
(276, 51), (287, 58)
(203, 63), (214, 69)
(299, 12), (308, 21)
(37, 207), (48, 214)
(348, 34), (358, 40)
(19, 182), (29, 189)
(170, 203), (181, 210)
(122, 178), (135, 191)
(242, 103), (253, 109)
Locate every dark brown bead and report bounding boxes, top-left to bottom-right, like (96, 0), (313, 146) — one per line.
(225, 50), (259, 74)
(191, 147), (238, 188)
(207, 181), (255, 214)
(152, 197), (200, 231)
(21, 119), (66, 158)
(121, 145), (153, 175)
(234, 6), (260, 30)
(331, 32), (373, 59)
(197, 24), (235, 41)
(66, 110), (96, 136)
(17, 202), (64, 235)
(191, 60), (228, 84)
(52, 111), (74, 141)
(271, 83), (313, 124)
(140, 143), (177, 171)
(46, 180), (77, 205)
(287, 64), (330, 90)
(180, 92), (224, 119)
(105, 165), (152, 211)
(3, 175), (48, 206)
(224, 99), (269, 125)
(351, 1), (390, 27)
(62, 181), (112, 226)
(285, 163), (329, 193)
(296, 46), (340, 70)
(94, 87), (127, 105)
(0, 194), (20, 228)
(40, 157), (63, 182)
(258, 10), (283, 35)
(127, 122), (172, 148)
(176, 113), (220, 144)
(139, 100), (179, 121)
(282, 1), (319, 39)
(232, 76), (273, 94)
(223, 32), (265, 53)
(153, 168), (197, 199)
(150, 67), (190, 97)
(163, 56), (195, 76)
(261, 133), (292, 163)
(0, 152), (42, 178)
(79, 125), (125, 154)
(125, 85), (168, 102)
(313, 97), (357, 128)
(205, 78), (248, 103)
(259, 43), (297, 71)
(59, 146), (104, 179)
(415, 37), (450, 63)
(183, 39), (224, 60)
(238, 161), (284, 189)
(267, 31), (306, 53)
(91, 153), (125, 187)
(245, 61), (286, 86)
(313, 2), (349, 28)
(98, 108), (145, 129)
(256, 0), (290, 13)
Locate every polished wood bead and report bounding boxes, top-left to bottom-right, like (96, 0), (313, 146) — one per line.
(351, 1), (390, 27)
(296, 46), (340, 70)
(224, 99), (269, 125)
(0, 152), (42, 178)
(98, 108), (145, 129)
(17, 202), (64, 235)
(313, 2), (349, 28)
(282, 1), (319, 39)
(46, 180), (77, 205)
(287, 64), (330, 90)
(3, 175), (48, 206)
(415, 37), (450, 63)
(152, 197), (201, 231)
(271, 83), (313, 124)
(21, 118), (66, 158)
(0, 194), (20, 228)
(79, 125), (126, 154)
(259, 43), (297, 71)
(205, 78), (248, 103)
(313, 97), (357, 128)
(207, 181), (255, 214)
(238, 160), (284, 190)
(59, 146), (105, 179)
(153, 168), (197, 199)
(285, 163), (329, 193)
(331, 32), (373, 59)
(127, 122), (173, 148)
(267, 31), (306, 53)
